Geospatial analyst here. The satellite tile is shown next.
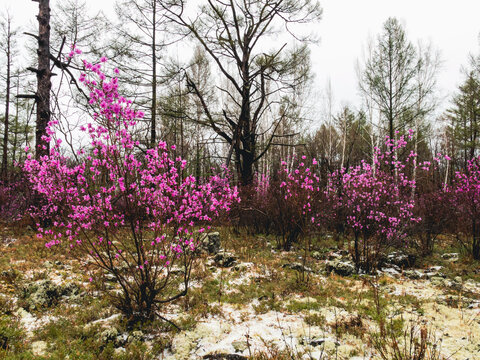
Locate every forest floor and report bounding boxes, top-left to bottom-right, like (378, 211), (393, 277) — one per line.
(0, 224), (480, 360)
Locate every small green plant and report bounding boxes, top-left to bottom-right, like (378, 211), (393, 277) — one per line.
(331, 314), (364, 339)
(0, 267), (21, 285)
(304, 312), (326, 327)
(369, 318), (444, 360)
(0, 315), (26, 355)
(367, 277), (444, 360)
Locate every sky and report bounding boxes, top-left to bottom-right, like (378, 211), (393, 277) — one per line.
(312, 0), (480, 114)
(3, 0), (480, 116)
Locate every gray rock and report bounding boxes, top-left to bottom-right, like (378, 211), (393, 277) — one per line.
(327, 250), (350, 261)
(419, 267), (445, 280)
(114, 347), (126, 356)
(203, 355), (247, 360)
(404, 269), (423, 279)
(386, 252), (416, 268)
(381, 267), (401, 277)
(104, 273), (117, 282)
(325, 259), (355, 276)
(214, 252), (237, 268)
(169, 266), (186, 276)
(282, 262), (313, 273)
(423, 272), (440, 279)
(21, 280), (80, 310)
(201, 232), (221, 254)
(303, 337), (340, 347)
(430, 276), (446, 287)
(232, 340), (248, 352)
(116, 333), (129, 346)
(441, 253), (459, 261)
(468, 301), (480, 309)
(104, 283), (116, 291)
(233, 263), (251, 272)
(84, 313), (122, 330)
(100, 327), (119, 344)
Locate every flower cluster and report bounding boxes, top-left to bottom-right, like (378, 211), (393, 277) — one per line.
(24, 55), (238, 319)
(279, 133), (428, 270)
(280, 155), (321, 226)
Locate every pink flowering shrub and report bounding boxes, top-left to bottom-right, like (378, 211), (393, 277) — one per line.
(231, 162), (327, 251)
(24, 56), (238, 321)
(278, 156), (325, 251)
(327, 135), (423, 271)
(453, 156), (480, 259)
(280, 134), (426, 271)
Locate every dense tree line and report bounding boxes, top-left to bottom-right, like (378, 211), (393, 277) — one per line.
(1, 1), (480, 261)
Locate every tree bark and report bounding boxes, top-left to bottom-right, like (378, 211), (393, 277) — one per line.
(150, 0), (157, 148)
(35, 0), (52, 159)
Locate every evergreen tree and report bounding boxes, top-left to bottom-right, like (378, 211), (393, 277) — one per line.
(447, 71), (480, 169)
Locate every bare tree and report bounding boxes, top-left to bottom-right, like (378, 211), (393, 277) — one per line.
(410, 41), (441, 198)
(358, 17), (439, 175)
(52, 0), (110, 57)
(358, 18), (419, 144)
(0, 11), (18, 178)
(161, 0), (322, 185)
(113, 0), (175, 147)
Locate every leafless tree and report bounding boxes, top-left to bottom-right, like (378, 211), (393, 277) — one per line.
(0, 11), (18, 178)
(161, 0), (322, 185)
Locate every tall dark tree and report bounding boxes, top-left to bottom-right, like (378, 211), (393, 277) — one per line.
(35, 0), (52, 159)
(162, 0), (322, 185)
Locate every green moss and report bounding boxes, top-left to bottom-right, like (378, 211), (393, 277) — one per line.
(0, 315), (26, 354)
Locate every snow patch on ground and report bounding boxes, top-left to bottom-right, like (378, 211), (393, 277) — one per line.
(15, 308), (57, 336)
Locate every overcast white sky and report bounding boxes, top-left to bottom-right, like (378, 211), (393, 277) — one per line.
(312, 0), (480, 114)
(3, 0), (480, 116)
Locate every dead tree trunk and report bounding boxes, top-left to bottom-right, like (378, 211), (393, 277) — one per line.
(35, 0), (51, 159)
(150, 0), (157, 148)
